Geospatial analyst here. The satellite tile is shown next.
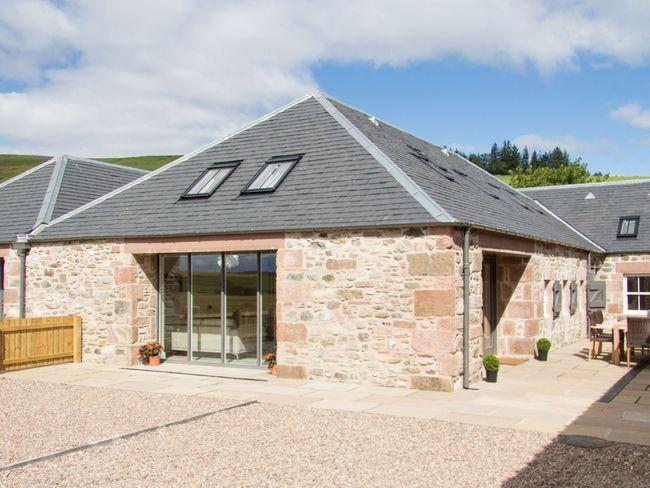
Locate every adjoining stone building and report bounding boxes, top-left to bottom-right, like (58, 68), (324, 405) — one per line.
(0, 155), (147, 319)
(6, 94), (602, 390)
(523, 180), (650, 329)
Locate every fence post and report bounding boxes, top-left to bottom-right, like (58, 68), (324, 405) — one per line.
(73, 316), (82, 363)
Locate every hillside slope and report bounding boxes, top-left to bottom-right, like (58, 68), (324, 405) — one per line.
(0, 154), (180, 183)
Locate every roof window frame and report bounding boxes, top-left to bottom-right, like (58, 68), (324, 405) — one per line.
(241, 154), (303, 194)
(180, 160), (241, 199)
(617, 215), (640, 238)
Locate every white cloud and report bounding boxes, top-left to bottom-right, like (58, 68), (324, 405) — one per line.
(2, 0), (650, 155)
(512, 134), (588, 153)
(611, 103), (650, 129)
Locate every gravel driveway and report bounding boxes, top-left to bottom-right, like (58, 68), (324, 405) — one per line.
(1, 378), (648, 487)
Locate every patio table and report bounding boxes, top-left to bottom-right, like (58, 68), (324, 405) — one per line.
(590, 324), (627, 365)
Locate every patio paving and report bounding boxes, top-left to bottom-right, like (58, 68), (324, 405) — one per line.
(3, 339), (649, 446)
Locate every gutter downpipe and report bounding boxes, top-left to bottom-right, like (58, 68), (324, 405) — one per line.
(14, 235), (30, 319)
(462, 226), (471, 389)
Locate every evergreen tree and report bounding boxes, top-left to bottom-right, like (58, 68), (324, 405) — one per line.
(521, 147), (529, 168)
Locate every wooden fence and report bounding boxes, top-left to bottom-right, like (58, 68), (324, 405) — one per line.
(0, 316), (82, 371)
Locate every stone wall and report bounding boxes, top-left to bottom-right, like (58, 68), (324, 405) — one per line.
(275, 227), (483, 391)
(6, 240), (157, 365)
(478, 234), (588, 357)
(594, 253), (650, 325)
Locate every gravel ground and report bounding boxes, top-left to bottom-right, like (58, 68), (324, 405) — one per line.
(1, 378), (648, 487)
(0, 377), (232, 465)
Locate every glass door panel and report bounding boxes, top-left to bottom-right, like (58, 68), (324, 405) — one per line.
(260, 252), (277, 360)
(191, 254), (222, 363)
(161, 255), (189, 359)
(225, 253), (258, 365)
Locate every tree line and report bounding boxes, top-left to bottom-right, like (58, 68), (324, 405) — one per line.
(453, 140), (608, 188)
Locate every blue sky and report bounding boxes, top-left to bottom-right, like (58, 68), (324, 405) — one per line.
(1, 1), (650, 175)
(314, 60), (649, 175)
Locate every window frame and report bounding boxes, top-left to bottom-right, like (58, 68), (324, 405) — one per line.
(241, 154), (303, 194)
(180, 161), (241, 199)
(617, 216), (640, 238)
(623, 275), (650, 317)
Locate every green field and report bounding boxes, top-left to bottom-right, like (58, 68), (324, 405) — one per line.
(495, 174), (649, 186)
(0, 154), (181, 183)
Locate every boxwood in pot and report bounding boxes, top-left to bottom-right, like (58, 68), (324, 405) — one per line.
(537, 338), (551, 361)
(483, 355), (499, 383)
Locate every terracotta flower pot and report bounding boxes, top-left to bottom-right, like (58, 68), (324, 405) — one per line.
(271, 365), (278, 376)
(149, 355), (161, 366)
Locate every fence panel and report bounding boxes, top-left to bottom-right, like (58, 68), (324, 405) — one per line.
(0, 316), (82, 371)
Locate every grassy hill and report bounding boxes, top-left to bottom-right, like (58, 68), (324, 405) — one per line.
(0, 154), (180, 182)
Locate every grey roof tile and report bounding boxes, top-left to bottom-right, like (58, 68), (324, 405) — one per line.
(0, 156), (145, 243)
(523, 180), (650, 253)
(34, 94), (598, 251)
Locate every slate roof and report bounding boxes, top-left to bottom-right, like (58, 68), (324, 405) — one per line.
(0, 156), (147, 244)
(33, 94), (598, 251)
(522, 180), (650, 253)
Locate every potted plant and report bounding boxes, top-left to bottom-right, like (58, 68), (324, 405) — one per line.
(139, 341), (164, 366)
(264, 352), (277, 376)
(483, 355), (499, 383)
(537, 338), (551, 361)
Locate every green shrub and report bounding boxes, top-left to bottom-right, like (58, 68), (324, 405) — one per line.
(537, 338), (551, 352)
(483, 355), (499, 371)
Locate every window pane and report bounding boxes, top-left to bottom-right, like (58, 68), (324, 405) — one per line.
(628, 219), (637, 234)
(263, 162), (292, 188)
(248, 162), (292, 190)
(628, 277), (639, 292)
(641, 295), (650, 311)
(191, 254), (222, 363)
(198, 168), (231, 194)
(628, 294), (639, 311)
(640, 276), (650, 293)
(261, 252), (277, 360)
(162, 255), (189, 359)
(188, 169), (219, 194)
(225, 253), (258, 365)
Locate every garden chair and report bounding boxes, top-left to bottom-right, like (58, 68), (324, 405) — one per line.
(588, 310), (613, 360)
(626, 313), (650, 367)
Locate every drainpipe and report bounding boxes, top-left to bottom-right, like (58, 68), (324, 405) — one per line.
(13, 235), (30, 319)
(462, 227), (471, 389)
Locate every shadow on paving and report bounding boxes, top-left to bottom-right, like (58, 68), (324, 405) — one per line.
(503, 353), (650, 487)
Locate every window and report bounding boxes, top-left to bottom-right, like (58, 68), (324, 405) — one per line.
(617, 216), (640, 238)
(180, 161), (240, 199)
(242, 154), (302, 193)
(625, 276), (650, 315)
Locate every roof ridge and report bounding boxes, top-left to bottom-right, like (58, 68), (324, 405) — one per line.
(312, 93), (455, 223)
(520, 178), (650, 191)
(0, 157), (57, 191)
(32, 94), (315, 235)
(63, 155), (149, 174)
(34, 155), (68, 228)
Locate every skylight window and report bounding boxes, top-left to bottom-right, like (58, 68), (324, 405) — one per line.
(181, 161), (240, 199)
(618, 216), (640, 238)
(242, 154), (302, 193)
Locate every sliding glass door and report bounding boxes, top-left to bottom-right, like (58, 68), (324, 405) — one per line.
(191, 254), (223, 363)
(160, 251), (276, 367)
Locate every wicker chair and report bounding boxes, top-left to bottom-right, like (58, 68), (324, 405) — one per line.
(626, 313), (650, 367)
(588, 310), (613, 360)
